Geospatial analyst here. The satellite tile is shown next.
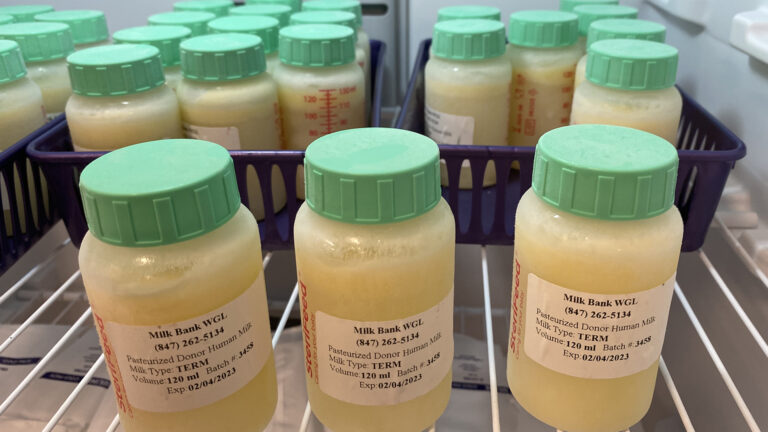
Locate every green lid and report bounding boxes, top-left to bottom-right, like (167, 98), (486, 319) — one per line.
(245, 0), (301, 13)
(148, 11), (216, 36)
(290, 11), (358, 41)
(587, 19), (666, 48)
(181, 33), (266, 80)
(174, 0), (234, 17)
(67, 44), (165, 96)
(0, 5), (53, 23)
(508, 10), (578, 48)
(573, 5), (638, 36)
(302, 0), (363, 28)
(34, 10), (108, 45)
(229, 4), (292, 27)
(437, 5), (501, 22)
(0, 40), (27, 83)
(559, 0), (618, 13)
(279, 24), (355, 67)
(0, 15), (14, 25)
(80, 139), (241, 247)
(208, 16), (279, 53)
(587, 39), (678, 90)
(305, 128), (442, 224)
(0, 22), (74, 62)
(113, 25), (191, 68)
(432, 19), (506, 60)
(532, 124), (678, 220)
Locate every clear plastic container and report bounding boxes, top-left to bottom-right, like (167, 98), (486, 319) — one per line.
(0, 5), (53, 23)
(65, 44), (183, 151)
(572, 4), (638, 54)
(207, 15), (280, 74)
(507, 125), (683, 432)
(78, 139), (277, 432)
(425, 18), (509, 189)
(113, 25), (192, 92)
(0, 40), (45, 150)
(571, 39), (682, 144)
(177, 33), (286, 220)
(229, 4), (292, 28)
(34, 10), (109, 49)
(295, 128), (455, 432)
(173, 0), (234, 17)
(148, 11), (216, 37)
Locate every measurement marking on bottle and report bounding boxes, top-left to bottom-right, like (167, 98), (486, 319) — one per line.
(319, 89), (338, 134)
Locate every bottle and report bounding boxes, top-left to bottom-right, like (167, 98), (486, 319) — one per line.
(245, 0), (301, 14)
(65, 44), (183, 151)
(229, 4), (292, 28)
(0, 5), (53, 23)
(572, 4), (637, 53)
(507, 124), (683, 432)
(78, 139), (277, 432)
(177, 33), (286, 221)
(425, 18), (509, 189)
(574, 19), (666, 88)
(559, 0), (617, 12)
(0, 40), (45, 150)
(0, 22), (74, 117)
(148, 11), (216, 37)
(570, 39), (682, 144)
(174, 0), (234, 17)
(507, 11), (580, 152)
(294, 128), (455, 432)
(34, 10), (109, 49)
(112, 25), (192, 92)
(437, 5), (501, 22)
(207, 16), (281, 74)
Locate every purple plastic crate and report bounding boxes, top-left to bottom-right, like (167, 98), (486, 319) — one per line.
(394, 39), (746, 252)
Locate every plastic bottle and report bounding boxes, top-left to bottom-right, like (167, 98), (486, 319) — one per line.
(112, 25), (192, 92)
(65, 44), (183, 151)
(295, 128), (455, 432)
(246, 0), (301, 14)
(437, 5), (501, 22)
(425, 19), (509, 189)
(572, 4), (637, 53)
(78, 139), (277, 432)
(559, 0), (617, 12)
(229, 4), (292, 28)
(507, 124), (683, 432)
(574, 19), (666, 88)
(148, 11), (216, 37)
(174, 0), (234, 17)
(0, 22), (73, 117)
(571, 39), (682, 144)
(177, 33), (286, 220)
(34, 10), (109, 49)
(0, 5), (53, 23)
(207, 16), (280, 74)
(0, 40), (45, 150)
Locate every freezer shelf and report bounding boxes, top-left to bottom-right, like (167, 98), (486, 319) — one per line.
(0, 220), (766, 432)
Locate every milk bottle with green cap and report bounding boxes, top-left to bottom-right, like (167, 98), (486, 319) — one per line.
(295, 128), (454, 432)
(246, 0), (301, 14)
(177, 33), (285, 220)
(113, 25), (192, 92)
(34, 10), (109, 49)
(174, 0), (233, 17)
(507, 11), (581, 151)
(0, 22), (73, 117)
(0, 5), (53, 23)
(574, 19), (666, 88)
(148, 11), (216, 37)
(65, 44), (183, 151)
(207, 16), (281, 73)
(426, 18), (509, 189)
(571, 39), (682, 144)
(437, 5), (501, 22)
(507, 124), (683, 432)
(229, 4), (292, 28)
(573, 4), (637, 53)
(559, 0), (618, 12)
(78, 139), (277, 432)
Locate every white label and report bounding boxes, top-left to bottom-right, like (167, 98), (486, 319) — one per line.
(524, 273), (676, 379)
(313, 289), (453, 406)
(425, 105), (474, 145)
(183, 124), (241, 150)
(98, 273), (271, 413)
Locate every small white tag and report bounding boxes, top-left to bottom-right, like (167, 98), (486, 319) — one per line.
(425, 105), (475, 145)
(183, 124), (241, 150)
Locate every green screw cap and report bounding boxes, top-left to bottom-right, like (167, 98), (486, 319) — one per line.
(279, 24), (355, 67)
(208, 16), (279, 53)
(302, 0), (363, 28)
(587, 39), (678, 90)
(181, 33), (266, 81)
(533, 124), (678, 220)
(432, 19), (506, 60)
(229, 4), (292, 27)
(0, 40), (27, 83)
(290, 11), (358, 41)
(508, 10), (579, 48)
(67, 44), (165, 96)
(0, 5), (53, 23)
(587, 18), (666, 48)
(573, 5), (638, 36)
(174, 0), (234, 17)
(305, 128), (442, 224)
(559, 0), (618, 13)
(113, 25), (191, 68)
(0, 15), (14, 25)
(80, 139), (241, 247)
(148, 11), (216, 36)
(0, 22), (74, 62)
(246, 0), (301, 13)
(34, 10), (108, 45)
(437, 5), (501, 22)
